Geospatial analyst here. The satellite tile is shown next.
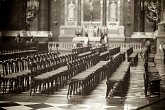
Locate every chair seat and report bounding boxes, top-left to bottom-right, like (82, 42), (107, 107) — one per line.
(100, 51), (109, 56)
(19, 70), (31, 75)
(34, 66), (68, 80)
(78, 51), (91, 57)
(129, 52), (138, 58)
(71, 71), (91, 81)
(3, 72), (23, 79)
(108, 72), (126, 81)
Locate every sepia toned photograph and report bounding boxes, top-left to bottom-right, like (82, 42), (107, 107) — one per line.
(0, 0), (165, 110)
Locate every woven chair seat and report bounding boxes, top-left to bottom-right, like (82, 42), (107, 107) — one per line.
(34, 66), (67, 80)
(108, 72), (126, 82)
(129, 52), (138, 57)
(3, 72), (24, 79)
(71, 71), (91, 81)
(18, 70), (31, 75)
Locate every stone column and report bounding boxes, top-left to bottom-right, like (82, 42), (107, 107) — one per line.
(106, 0), (109, 25)
(38, 0), (49, 31)
(81, 0), (83, 25)
(100, 0), (103, 26)
(132, 0), (146, 38)
(77, 0), (81, 25)
(102, 0), (107, 26)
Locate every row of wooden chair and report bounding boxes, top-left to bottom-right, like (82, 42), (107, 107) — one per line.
(127, 47), (138, 66)
(0, 52), (75, 94)
(142, 46), (161, 97)
(67, 47), (120, 97)
(67, 60), (108, 97)
(1, 57), (31, 94)
(100, 47), (121, 61)
(30, 51), (99, 95)
(0, 43), (37, 61)
(106, 52), (130, 98)
(72, 46), (91, 54)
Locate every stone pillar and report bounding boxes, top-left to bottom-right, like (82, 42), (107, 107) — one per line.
(77, 0), (81, 25)
(106, 0), (109, 25)
(80, 0), (83, 25)
(156, 0), (165, 54)
(131, 0), (146, 38)
(38, 0), (49, 31)
(100, 0), (103, 26)
(102, 0), (107, 26)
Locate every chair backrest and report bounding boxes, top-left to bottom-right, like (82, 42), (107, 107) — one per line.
(30, 61), (37, 79)
(127, 47), (133, 57)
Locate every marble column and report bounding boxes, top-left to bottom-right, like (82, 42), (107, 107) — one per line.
(156, 0), (165, 54)
(102, 0), (107, 26)
(77, 0), (81, 25)
(38, 0), (49, 31)
(132, 0), (146, 38)
(100, 0), (103, 26)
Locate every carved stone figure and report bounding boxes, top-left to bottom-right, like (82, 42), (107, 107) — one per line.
(68, 1), (75, 21)
(110, 1), (117, 19)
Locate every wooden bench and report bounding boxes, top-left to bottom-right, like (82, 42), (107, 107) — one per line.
(144, 62), (161, 96)
(127, 47), (138, 66)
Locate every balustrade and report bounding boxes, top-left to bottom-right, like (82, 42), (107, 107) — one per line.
(48, 42), (142, 52)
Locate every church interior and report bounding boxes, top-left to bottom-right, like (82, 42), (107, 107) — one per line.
(1, 0), (165, 110)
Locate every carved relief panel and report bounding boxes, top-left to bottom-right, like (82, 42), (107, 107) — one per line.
(107, 0), (120, 25)
(83, 0), (101, 22)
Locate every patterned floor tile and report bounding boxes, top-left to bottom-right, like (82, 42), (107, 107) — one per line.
(25, 103), (53, 109)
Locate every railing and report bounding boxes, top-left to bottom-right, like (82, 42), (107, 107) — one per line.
(108, 42), (142, 51)
(48, 42), (74, 52)
(48, 42), (142, 52)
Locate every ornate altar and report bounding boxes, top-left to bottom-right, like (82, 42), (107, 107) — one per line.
(59, 0), (125, 42)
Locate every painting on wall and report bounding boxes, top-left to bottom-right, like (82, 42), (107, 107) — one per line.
(83, 0), (101, 22)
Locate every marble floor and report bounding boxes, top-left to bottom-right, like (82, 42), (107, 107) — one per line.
(1, 54), (165, 110)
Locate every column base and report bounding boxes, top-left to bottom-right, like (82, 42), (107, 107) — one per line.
(59, 25), (77, 42)
(107, 25), (125, 41)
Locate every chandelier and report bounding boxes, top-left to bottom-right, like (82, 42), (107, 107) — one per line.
(26, 0), (39, 25)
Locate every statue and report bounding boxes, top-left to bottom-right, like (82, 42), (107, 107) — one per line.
(89, 0), (94, 21)
(68, 1), (75, 21)
(110, 1), (117, 20)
